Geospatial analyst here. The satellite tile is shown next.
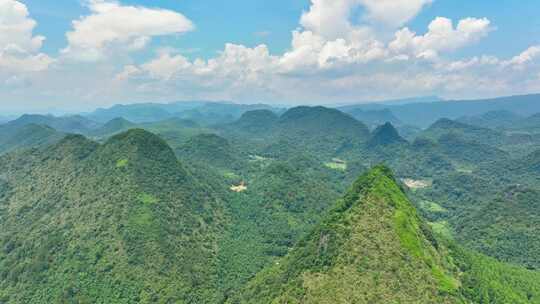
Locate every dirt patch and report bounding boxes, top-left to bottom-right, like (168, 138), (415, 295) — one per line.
(402, 178), (431, 190)
(230, 181), (247, 193)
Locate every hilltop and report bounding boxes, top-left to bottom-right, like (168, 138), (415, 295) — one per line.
(0, 129), (224, 303)
(230, 166), (463, 303)
(229, 166), (540, 303)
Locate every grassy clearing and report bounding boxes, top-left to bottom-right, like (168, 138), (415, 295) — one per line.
(419, 200), (447, 213)
(429, 221), (453, 239)
(325, 159), (347, 171)
(139, 193), (158, 205)
(116, 158), (128, 168)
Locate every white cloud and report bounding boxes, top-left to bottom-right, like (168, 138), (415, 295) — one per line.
(502, 45), (540, 68)
(113, 0), (504, 103)
(62, 0), (194, 61)
(359, 0), (433, 27)
(5, 0), (540, 110)
(390, 17), (492, 59)
(300, 0), (359, 39)
(0, 0), (52, 73)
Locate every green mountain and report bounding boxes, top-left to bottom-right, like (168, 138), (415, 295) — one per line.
(0, 124), (64, 155)
(228, 110), (279, 134)
(89, 117), (136, 137)
(0, 129), (224, 303)
(275, 106), (370, 157)
(7, 114), (100, 134)
(421, 118), (505, 146)
(368, 122), (408, 147)
(230, 166), (540, 303)
(176, 103), (280, 126)
(230, 166), (462, 303)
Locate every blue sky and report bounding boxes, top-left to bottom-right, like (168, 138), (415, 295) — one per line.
(24, 0), (540, 59)
(2, 0), (540, 113)
(25, 0), (310, 58)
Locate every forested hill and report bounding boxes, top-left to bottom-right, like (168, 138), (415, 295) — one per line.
(230, 166), (463, 303)
(229, 166), (540, 304)
(0, 129), (224, 303)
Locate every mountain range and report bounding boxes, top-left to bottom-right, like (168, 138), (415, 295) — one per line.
(3, 93), (540, 303)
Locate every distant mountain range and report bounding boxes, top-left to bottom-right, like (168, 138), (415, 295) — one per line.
(86, 101), (282, 125)
(340, 93), (540, 128)
(3, 93), (540, 131)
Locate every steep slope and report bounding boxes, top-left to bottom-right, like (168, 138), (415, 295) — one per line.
(231, 166), (462, 303)
(368, 122), (408, 147)
(0, 129), (224, 303)
(217, 157), (342, 295)
(0, 124), (64, 155)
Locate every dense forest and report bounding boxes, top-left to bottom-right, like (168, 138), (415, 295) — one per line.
(2, 96), (540, 303)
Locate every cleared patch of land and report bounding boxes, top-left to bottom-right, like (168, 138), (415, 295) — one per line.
(402, 178), (432, 189)
(230, 182), (247, 192)
(324, 158), (347, 171)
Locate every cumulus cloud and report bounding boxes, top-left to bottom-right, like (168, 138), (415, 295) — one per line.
(502, 46), (540, 68)
(389, 17), (492, 60)
(300, 0), (360, 39)
(0, 0), (53, 73)
(120, 1), (493, 88)
(6, 0), (540, 109)
(62, 0), (194, 61)
(359, 0), (433, 27)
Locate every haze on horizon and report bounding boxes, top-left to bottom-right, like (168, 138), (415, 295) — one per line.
(1, 0), (540, 114)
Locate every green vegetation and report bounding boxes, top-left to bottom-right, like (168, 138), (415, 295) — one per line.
(229, 166), (540, 303)
(229, 166), (463, 303)
(0, 130), (224, 303)
(3, 102), (540, 303)
(0, 124), (64, 155)
(116, 158), (129, 168)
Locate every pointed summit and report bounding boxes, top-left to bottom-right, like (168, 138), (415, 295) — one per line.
(231, 165), (461, 303)
(91, 117), (136, 137)
(368, 122), (408, 146)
